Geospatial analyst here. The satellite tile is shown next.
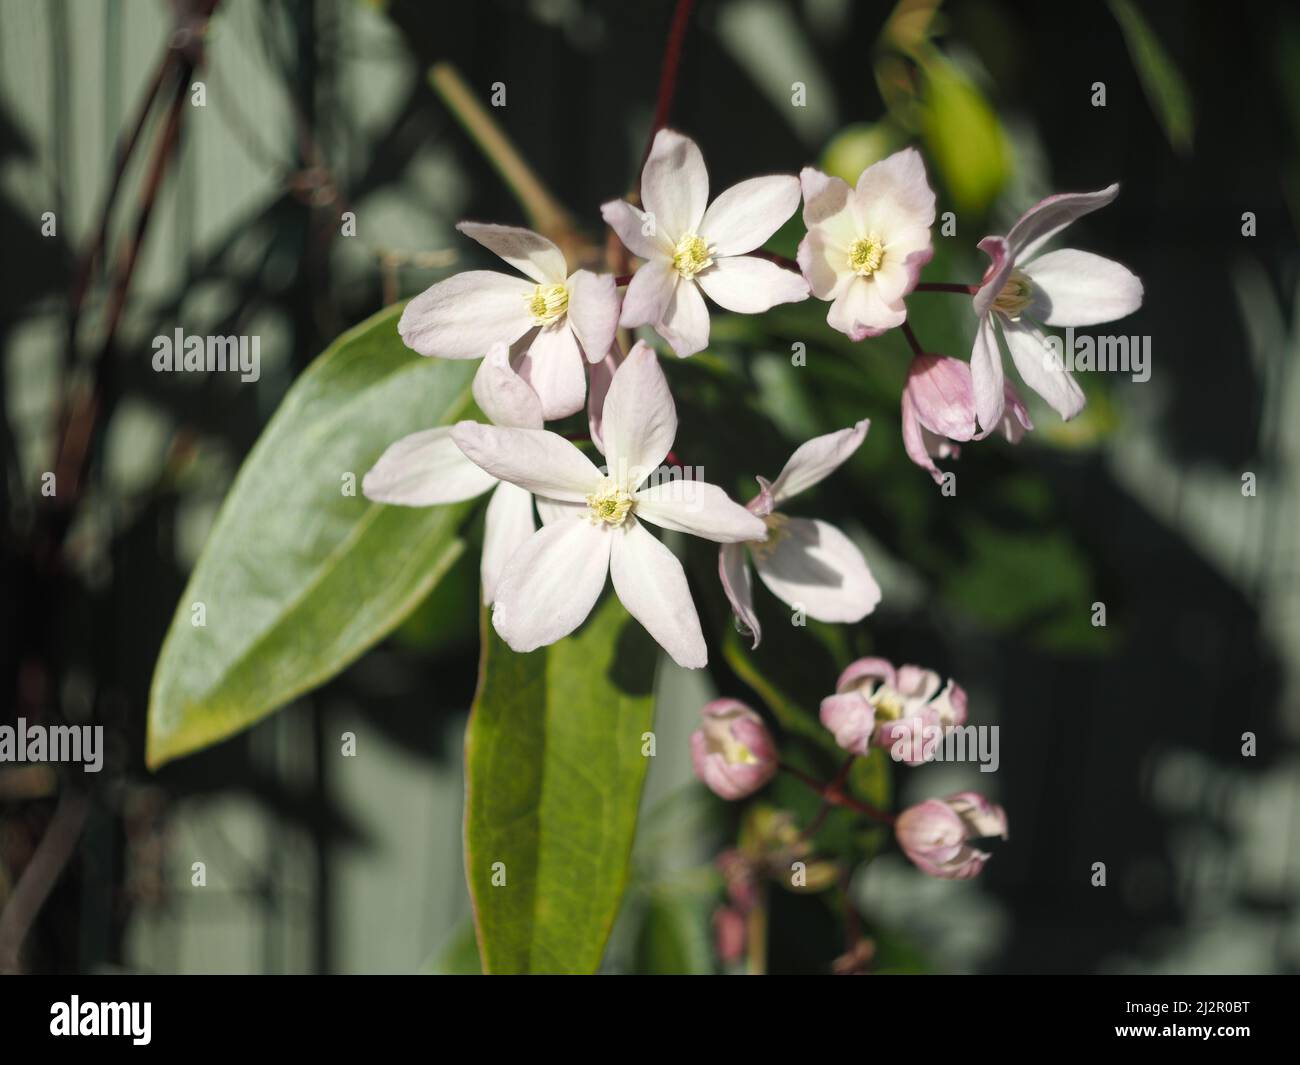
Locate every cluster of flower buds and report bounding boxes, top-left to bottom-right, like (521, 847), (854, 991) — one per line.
(690, 655), (1007, 880)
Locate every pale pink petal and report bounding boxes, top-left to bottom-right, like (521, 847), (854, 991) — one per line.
(656, 277), (711, 357)
(600, 340), (676, 483)
(905, 355), (977, 442)
(480, 481), (537, 605)
(610, 518), (707, 669)
(896, 665), (941, 701)
(999, 380), (1034, 444)
(450, 422), (602, 501)
(472, 342), (543, 429)
(826, 275), (905, 340)
(819, 692), (875, 756)
(972, 236), (1014, 318)
(1001, 319), (1086, 420)
(455, 221), (567, 284)
(1021, 248), (1143, 326)
(769, 420), (870, 504)
(640, 128), (709, 241)
(719, 543), (761, 650)
(635, 480), (768, 543)
(947, 792), (1009, 839)
(836, 657), (896, 693)
(752, 517), (881, 623)
(362, 427), (498, 506)
(491, 517), (612, 652)
(872, 228), (933, 304)
(901, 387), (945, 486)
(1006, 184), (1120, 262)
(586, 344), (622, 455)
(699, 175), (801, 256)
(600, 198), (671, 259)
(515, 323), (587, 419)
(696, 255), (809, 313)
(566, 269), (621, 362)
(619, 256), (678, 328)
(398, 271), (534, 359)
(970, 316), (1005, 437)
(799, 166), (857, 248)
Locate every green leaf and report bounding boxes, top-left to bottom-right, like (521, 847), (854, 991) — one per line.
(147, 304), (478, 768)
(465, 594), (657, 974)
(916, 50), (1011, 213)
(1110, 0), (1194, 155)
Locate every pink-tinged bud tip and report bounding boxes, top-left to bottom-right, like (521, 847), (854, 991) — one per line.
(895, 792), (1008, 880)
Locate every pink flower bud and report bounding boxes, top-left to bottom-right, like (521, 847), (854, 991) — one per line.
(895, 791), (1008, 880)
(713, 906), (747, 964)
(690, 699), (777, 800)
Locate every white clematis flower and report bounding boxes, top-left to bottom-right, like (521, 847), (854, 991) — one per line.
(362, 342), (540, 605)
(969, 184), (1144, 429)
(450, 341), (767, 668)
(397, 222), (620, 420)
(719, 421), (881, 648)
(602, 129), (809, 358)
(797, 147), (936, 340)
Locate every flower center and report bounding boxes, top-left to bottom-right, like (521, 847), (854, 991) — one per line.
(869, 685), (906, 723)
(585, 478), (635, 527)
(849, 234), (885, 277)
(993, 269), (1033, 319)
(672, 233), (713, 279)
(528, 282), (569, 326)
(704, 719), (757, 765)
(749, 512), (788, 563)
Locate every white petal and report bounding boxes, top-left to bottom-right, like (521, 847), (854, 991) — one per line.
(656, 278), (710, 357)
(972, 236), (1014, 318)
(515, 324), (587, 419)
(398, 271), (534, 359)
(1001, 319), (1086, 420)
(826, 275), (904, 340)
(450, 422), (602, 501)
(566, 270), (620, 362)
(797, 229), (849, 300)
(720, 543), (761, 649)
(536, 496), (584, 525)
(753, 517), (881, 623)
(472, 341), (543, 429)
(635, 480), (767, 543)
(586, 345), (621, 455)
(619, 256), (677, 328)
(491, 518), (611, 652)
(640, 128), (709, 241)
(610, 519), (706, 668)
(1007, 184), (1120, 262)
(799, 167), (858, 248)
(768, 420), (870, 504)
(1022, 248), (1143, 326)
(601, 340), (677, 483)
(481, 481), (537, 605)
(456, 222), (567, 284)
(699, 175), (801, 256)
(853, 147), (936, 234)
(362, 427), (497, 506)
(600, 199), (671, 259)
(696, 255), (809, 313)
(970, 316), (1005, 436)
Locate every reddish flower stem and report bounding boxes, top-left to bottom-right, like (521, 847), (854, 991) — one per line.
(779, 761), (896, 827)
(640, 0), (696, 179)
(900, 320), (924, 358)
(914, 281), (979, 294)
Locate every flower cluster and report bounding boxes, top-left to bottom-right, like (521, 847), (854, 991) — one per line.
(690, 655), (1007, 881)
(364, 128), (1142, 676)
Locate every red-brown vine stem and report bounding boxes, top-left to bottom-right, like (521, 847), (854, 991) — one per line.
(779, 761), (896, 826)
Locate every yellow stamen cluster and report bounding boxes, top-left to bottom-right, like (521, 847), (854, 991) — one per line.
(585, 479), (634, 527)
(869, 686), (906, 723)
(672, 234), (713, 279)
(528, 283), (569, 326)
(849, 234), (885, 277)
(704, 719), (757, 765)
(749, 512), (789, 563)
(993, 269), (1034, 319)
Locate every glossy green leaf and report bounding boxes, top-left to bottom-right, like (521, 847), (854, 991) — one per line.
(147, 304), (478, 768)
(465, 594), (658, 974)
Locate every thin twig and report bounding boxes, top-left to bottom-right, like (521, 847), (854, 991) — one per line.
(639, 0), (696, 177)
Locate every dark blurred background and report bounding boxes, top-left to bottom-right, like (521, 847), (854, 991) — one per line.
(1, 0), (1297, 973)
